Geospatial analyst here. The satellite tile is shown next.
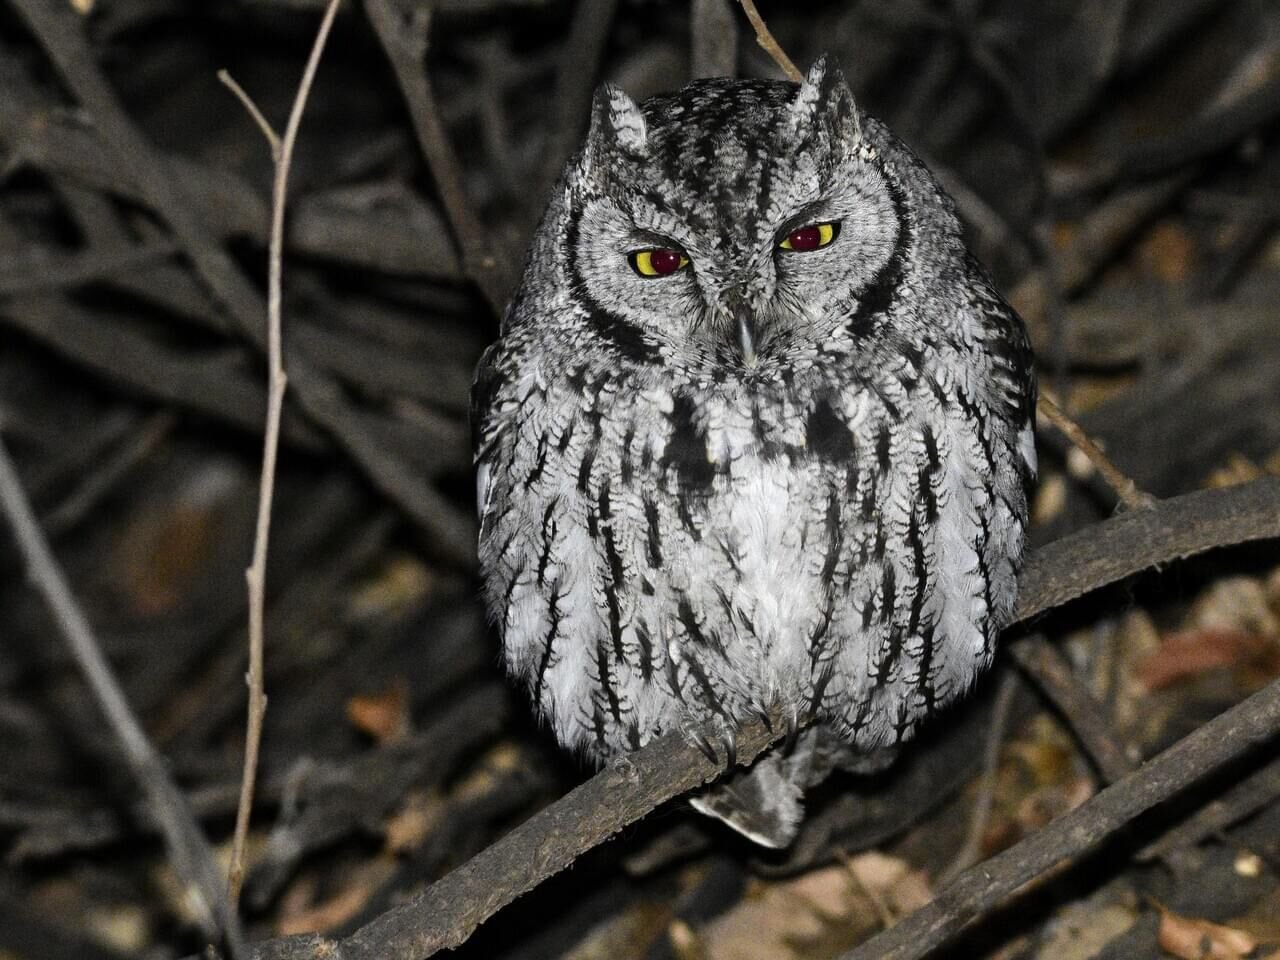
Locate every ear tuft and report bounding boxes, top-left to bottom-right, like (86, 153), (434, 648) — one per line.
(789, 54), (861, 148)
(588, 83), (648, 157)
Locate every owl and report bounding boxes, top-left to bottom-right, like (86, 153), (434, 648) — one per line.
(472, 57), (1036, 848)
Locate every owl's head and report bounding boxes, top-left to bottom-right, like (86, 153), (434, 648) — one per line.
(515, 56), (958, 378)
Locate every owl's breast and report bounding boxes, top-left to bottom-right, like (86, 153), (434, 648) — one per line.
(480, 358), (1028, 757)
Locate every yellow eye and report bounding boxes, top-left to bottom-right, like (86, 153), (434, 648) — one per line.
(630, 248), (689, 277)
(779, 222), (839, 252)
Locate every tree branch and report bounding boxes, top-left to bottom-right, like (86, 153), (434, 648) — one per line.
(10, 0), (476, 565)
(225, 0), (344, 906)
(245, 477), (1280, 959)
(365, 0), (507, 315)
(737, 0), (802, 81)
(836, 675), (1280, 960)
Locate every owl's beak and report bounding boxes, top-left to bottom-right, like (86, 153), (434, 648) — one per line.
(734, 302), (758, 368)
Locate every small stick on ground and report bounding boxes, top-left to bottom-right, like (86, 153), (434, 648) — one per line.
(1009, 634), (1136, 784)
(222, 0), (344, 906)
(737, 0), (803, 82)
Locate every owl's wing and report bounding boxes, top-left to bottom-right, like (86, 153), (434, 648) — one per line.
(470, 341), (506, 538)
(967, 254), (1038, 489)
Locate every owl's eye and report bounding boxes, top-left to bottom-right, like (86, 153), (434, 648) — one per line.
(629, 248), (689, 278)
(779, 222), (840, 252)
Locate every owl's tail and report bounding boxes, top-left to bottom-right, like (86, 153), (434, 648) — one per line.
(690, 726), (893, 848)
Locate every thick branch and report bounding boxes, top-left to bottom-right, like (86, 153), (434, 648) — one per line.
(247, 477), (1280, 959)
(836, 675), (1280, 960)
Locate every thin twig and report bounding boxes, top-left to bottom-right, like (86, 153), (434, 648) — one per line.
(1008, 634), (1136, 784)
(1037, 391), (1154, 511)
(939, 667), (1019, 882)
(365, 0), (506, 315)
(226, 0), (344, 906)
(737, 0), (803, 82)
(0, 435), (247, 957)
(217, 69), (282, 157)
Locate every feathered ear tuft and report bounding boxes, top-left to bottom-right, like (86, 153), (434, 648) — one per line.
(788, 54), (861, 149)
(586, 83), (648, 158)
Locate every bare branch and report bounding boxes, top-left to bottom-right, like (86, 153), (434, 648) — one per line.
(227, 0), (344, 906)
(1008, 634), (1136, 784)
(737, 0), (802, 82)
(836, 675), (1280, 960)
(1038, 391), (1154, 511)
(217, 69), (282, 158)
(365, 0), (507, 315)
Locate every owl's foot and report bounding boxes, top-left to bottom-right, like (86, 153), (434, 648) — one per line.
(680, 716), (739, 773)
(720, 725), (738, 770)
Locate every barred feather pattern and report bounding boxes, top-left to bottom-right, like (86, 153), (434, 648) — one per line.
(473, 58), (1036, 847)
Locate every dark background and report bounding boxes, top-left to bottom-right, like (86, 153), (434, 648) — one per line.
(1, 1), (1278, 957)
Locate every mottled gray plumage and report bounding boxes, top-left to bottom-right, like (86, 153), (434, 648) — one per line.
(472, 57), (1036, 847)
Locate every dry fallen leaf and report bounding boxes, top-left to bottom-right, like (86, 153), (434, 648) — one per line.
(1031, 472), (1067, 526)
(276, 858), (397, 935)
(348, 552), (433, 620)
(702, 866), (870, 960)
(1108, 609), (1170, 741)
(110, 462), (241, 617)
(1156, 904), (1257, 960)
(1190, 576), (1280, 638)
(1136, 220), (1195, 285)
(1206, 453), (1267, 489)
(1033, 901), (1136, 960)
(843, 851), (933, 918)
(1015, 776), (1094, 834)
(345, 679), (410, 744)
(383, 788), (445, 853)
(1137, 629), (1277, 692)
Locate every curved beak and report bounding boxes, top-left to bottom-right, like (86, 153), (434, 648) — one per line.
(733, 300), (758, 368)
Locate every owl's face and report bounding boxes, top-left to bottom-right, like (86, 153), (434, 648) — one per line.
(538, 58), (926, 377)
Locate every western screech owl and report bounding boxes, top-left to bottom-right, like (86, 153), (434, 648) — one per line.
(472, 57), (1037, 847)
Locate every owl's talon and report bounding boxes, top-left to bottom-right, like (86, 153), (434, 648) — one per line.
(720, 728), (738, 770)
(783, 711), (799, 754)
(692, 731), (719, 765)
